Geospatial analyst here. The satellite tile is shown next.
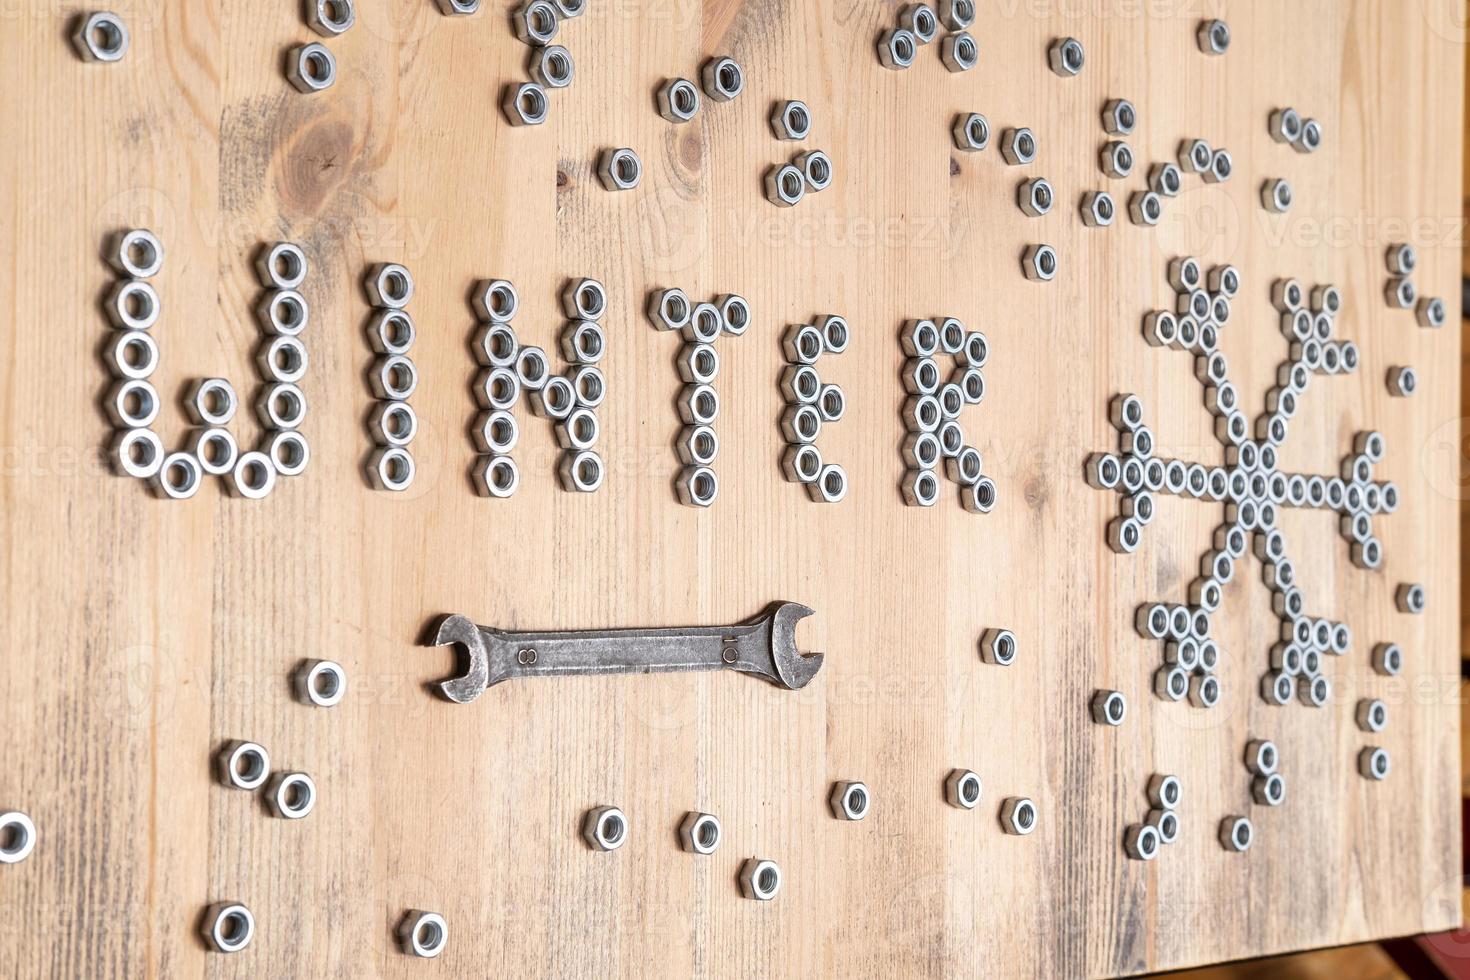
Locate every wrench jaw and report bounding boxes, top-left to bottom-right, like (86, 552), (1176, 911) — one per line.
(430, 614), (491, 704)
(765, 602), (824, 690)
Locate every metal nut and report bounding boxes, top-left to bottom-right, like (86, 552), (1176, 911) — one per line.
(700, 56), (744, 101)
(1205, 148), (1233, 183)
(952, 112), (990, 152)
(1079, 191), (1115, 227)
(657, 78), (701, 123)
(900, 4), (939, 43)
(1219, 816), (1252, 852)
(979, 628), (1017, 666)
(1021, 244), (1057, 281)
(1385, 276), (1416, 309)
(770, 100), (812, 140)
(1178, 138), (1212, 174)
(1000, 127), (1037, 165)
(1386, 242), (1418, 276)
(1124, 824), (1159, 861)
(878, 29), (918, 70)
(829, 781), (870, 820)
(188, 427), (239, 477)
(365, 263), (413, 309)
(396, 910), (448, 958)
(738, 858), (781, 900)
(1100, 141), (1133, 179)
(1395, 582), (1426, 614)
(1048, 37), (1084, 76)
(110, 229), (164, 279)
(648, 288), (692, 332)
(562, 278), (608, 320)
(265, 771), (317, 819)
(1090, 689), (1127, 726)
(795, 151), (833, 192)
(1261, 178), (1292, 213)
(513, 0), (559, 44)
(1358, 746), (1390, 781)
(559, 449), (605, 492)
(501, 83), (549, 126)
(1416, 296), (1447, 329)
(582, 805), (627, 851)
(1018, 178), (1054, 217)
(1128, 191), (1162, 226)
(106, 330), (159, 380)
(529, 44), (574, 89)
(678, 812), (721, 854)
(1295, 118), (1323, 153)
(286, 43), (336, 93)
(201, 902), (254, 954)
(940, 31), (978, 73)
(901, 468), (940, 507)
(945, 769), (982, 809)
(1197, 18), (1230, 55)
(597, 148), (642, 191)
(939, 0), (974, 29)
(1102, 99), (1136, 135)
(1269, 107), (1303, 144)
(765, 164), (806, 207)
(110, 428), (164, 480)
(107, 279), (161, 330)
(307, 0), (355, 36)
(73, 11), (129, 63)
(366, 447), (414, 492)
(436, 0), (481, 12)
(999, 796), (1037, 836)
(293, 659), (346, 707)
(1146, 774), (1181, 809)
(216, 740), (271, 790)
(1149, 162), (1183, 197)
(471, 454), (520, 498)
(677, 465), (718, 506)
(1386, 366), (1417, 397)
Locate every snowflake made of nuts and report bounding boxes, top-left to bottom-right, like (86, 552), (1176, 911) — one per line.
(1085, 263), (1401, 711)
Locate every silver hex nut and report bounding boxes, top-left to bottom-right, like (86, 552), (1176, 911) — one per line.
(307, 0), (356, 36)
(945, 769), (982, 809)
(940, 31), (979, 72)
(878, 28), (918, 70)
(501, 82), (549, 126)
(365, 263), (414, 309)
(1022, 244), (1057, 281)
(1048, 37), (1084, 76)
(647, 287), (692, 331)
(1178, 138), (1212, 174)
(286, 43), (337, 93)
(678, 812), (722, 854)
(73, 11), (129, 63)
(701, 56), (744, 101)
(201, 902), (255, 953)
(396, 910), (448, 958)
(952, 112), (990, 152)
(1197, 19), (1230, 55)
(829, 781), (870, 820)
(979, 628), (1017, 666)
(1000, 127), (1037, 165)
(1102, 99), (1136, 135)
(939, 0), (975, 30)
(1079, 191), (1116, 227)
(657, 78), (701, 123)
(900, 3), (939, 43)
(1090, 690), (1127, 726)
(999, 796), (1038, 835)
(1129, 191), (1162, 226)
(739, 858), (782, 900)
(597, 148), (642, 191)
(770, 100), (812, 140)
(514, 0), (559, 44)
(529, 44), (574, 89)
(1018, 178), (1054, 217)
(1269, 107), (1303, 144)
(582, 805), (627, 851)
(765, 164), (806, 207)
(1261, 178), (1293, 213)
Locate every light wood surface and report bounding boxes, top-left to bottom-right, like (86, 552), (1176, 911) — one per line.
(0, 1), (1463, 977)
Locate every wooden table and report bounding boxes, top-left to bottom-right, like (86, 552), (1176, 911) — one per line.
(0, 1), (1462, 976)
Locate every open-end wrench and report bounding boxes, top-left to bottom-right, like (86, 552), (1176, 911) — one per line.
(427, 602), (823, 704)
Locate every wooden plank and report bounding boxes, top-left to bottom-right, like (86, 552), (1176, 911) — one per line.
(0, 1), (1460, 976)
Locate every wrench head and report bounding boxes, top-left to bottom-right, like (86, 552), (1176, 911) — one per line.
(767, 601), (823, 689)
(430, 614), (490, 703)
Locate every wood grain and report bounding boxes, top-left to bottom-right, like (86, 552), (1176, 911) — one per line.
(0, 1), (1462, 977)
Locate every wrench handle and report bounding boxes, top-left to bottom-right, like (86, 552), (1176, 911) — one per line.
(486, 623), (764, 684)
